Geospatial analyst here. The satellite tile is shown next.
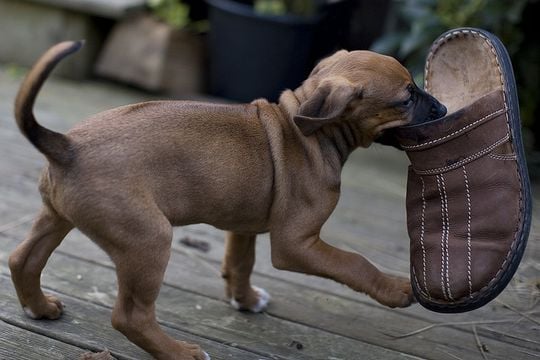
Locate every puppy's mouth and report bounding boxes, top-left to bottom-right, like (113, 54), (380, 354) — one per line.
(375, 129), (401, 148)
(373, 119), (410, 135)
(372, 119), (410, 149)
(375, 91), (447, 149)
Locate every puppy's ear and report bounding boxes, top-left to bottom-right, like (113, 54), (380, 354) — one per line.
(294, 79), (360, 136)
(309, 50), (349, 77)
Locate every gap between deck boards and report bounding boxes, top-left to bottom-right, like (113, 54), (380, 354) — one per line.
(1, 230), (537, 360)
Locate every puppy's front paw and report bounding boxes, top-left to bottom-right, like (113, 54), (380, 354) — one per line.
(23, 294), (64, 320)
(230, 286), (271, 313)
(176, 341), (211, 360)
(374, 276), (415, 308)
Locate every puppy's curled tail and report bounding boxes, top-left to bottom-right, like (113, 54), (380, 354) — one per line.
(14, 41), (84, 165)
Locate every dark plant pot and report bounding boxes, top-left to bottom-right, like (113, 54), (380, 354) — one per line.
(206, 0), (353, 102)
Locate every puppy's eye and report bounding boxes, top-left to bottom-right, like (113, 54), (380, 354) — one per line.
(402, 97), (413, 107)
(402, 93), (416, 106)
(402, 89), (416, 107)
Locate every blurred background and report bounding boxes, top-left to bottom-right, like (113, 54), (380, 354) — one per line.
(0, 0), (538, 167)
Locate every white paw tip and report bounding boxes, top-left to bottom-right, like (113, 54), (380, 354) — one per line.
(229, 286), (271, 313)
(251, 286), (271, 313)
(23, 306), (38, 319)
(203, 351), (211, 360)
(229, 298), (241, 310)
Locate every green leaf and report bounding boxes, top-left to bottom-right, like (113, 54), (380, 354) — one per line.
(370, 33), (406, 55)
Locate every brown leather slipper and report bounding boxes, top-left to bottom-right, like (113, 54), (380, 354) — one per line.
(393, 28), (532, 312)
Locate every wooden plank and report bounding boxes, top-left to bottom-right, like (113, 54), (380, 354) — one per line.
(0, 275), (269, 360)
(0, 319), (84, 359)
(0, 236), (412, 360)
(2, 229), (538, 359)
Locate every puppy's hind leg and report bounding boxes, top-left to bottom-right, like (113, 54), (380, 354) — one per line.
(221, 232), (270, 313)
(9, 205), (73, 319)
(103, 212), (209, 360)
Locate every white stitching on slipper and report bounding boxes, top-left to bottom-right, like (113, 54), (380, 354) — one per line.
(462, 166), (473, 298)
(419, 176), (430, 298)
(414, 134), (509, 175)
(436, 175), (449, 301)
(401, 108), (505, 150)
(439, 174), (454, 301)
(489, 153), (517, 161)
(412, 266), (429, 298)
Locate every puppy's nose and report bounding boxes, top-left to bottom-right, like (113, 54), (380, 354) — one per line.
(427, 93), (447, 120)
(432, 102), (447, 119)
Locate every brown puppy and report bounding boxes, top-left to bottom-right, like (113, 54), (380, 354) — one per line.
(9, 42), (446, 360)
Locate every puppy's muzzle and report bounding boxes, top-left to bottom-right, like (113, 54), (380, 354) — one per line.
(375, 90), (447, 149)
(426, 93), (447, 121)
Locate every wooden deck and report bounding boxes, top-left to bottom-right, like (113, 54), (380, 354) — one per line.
(0, 67), (538, 359)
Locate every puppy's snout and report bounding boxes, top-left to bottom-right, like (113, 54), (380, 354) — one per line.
(423, 92), (446, 121)
(431, 101), (447, 119)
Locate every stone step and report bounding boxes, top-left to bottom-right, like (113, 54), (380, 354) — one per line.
(0, 0), (146, 79)
(27, 0), (146, 19)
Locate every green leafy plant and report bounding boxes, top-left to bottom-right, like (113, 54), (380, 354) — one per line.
(147, 0), (209, 32)
(148, 0), (190, 29)
(371, 0), (537, 130)
(254, 0), (324, 16)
